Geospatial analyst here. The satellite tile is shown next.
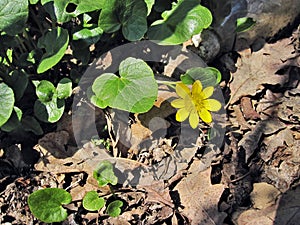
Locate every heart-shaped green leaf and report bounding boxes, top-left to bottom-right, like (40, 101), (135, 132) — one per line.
(148, 0), (212, 45)
(0, 83), (15, 127)
(57, 78), (72, 99)
(34, 97), (65, 123)
(92, 57), (158, 113)
(0, 0), (28, 35)
(37, 27), (69, 74)
(36, 80), (56, 103)
(106, 200), (123, 217)
(28, 188), (72, 223)
(98, 0), (148, 41)
(180, 67), (222, 88)
(83, 191), (105, 211)
(93, 160), (118, 187)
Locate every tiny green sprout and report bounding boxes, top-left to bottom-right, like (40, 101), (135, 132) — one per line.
(93, 160), (118, 187)
(236, 17), (256, 33)
(28, 188), (72, 223)
(106, 200), (123, 217)
(83, 191), (105, 211)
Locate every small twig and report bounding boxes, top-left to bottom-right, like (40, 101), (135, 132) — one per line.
(230, 171), (251, 183)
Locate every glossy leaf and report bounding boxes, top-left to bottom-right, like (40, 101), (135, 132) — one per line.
(181, 67), (222, 88)
(57, 78), (72, 99)
(28, 188), (72, 223)
(72, 26), (103, 42)
(1, 70), (28, 101)
(42, 0), (104, 23)
(37, 27), (69, 74)
(98, 0), (148, 41)
(1, 107), (22, 132)
(0, 0), (28, 35)
(106, 200), (123, 217)
(92, 57), (158, 113)
(93, 160), (118, 187)
(144, 0), (155, 15)
(22, 116), (44, 135)
(0, 83), (15, 127)
(148, 0), (212, 45)
(34, 97), (65, 123)
(83, 191), (105, 211)
(36, 80), (56, 102)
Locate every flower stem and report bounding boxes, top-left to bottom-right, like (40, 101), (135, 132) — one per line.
(156, 80), (180, 89)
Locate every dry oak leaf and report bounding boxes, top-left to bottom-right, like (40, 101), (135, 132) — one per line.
(174, 161), (226, 225)
(230, 38), (295, 103)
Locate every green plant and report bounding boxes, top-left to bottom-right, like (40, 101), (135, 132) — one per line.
(28, 160), (123, 223)
(90, 57), (222, 128)
(0, 0), (213, 138)
(28, 188), (72, 223)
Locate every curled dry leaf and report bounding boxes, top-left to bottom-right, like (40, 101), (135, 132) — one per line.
(230, 38), (295, 104)
(174, 162), (226, 225)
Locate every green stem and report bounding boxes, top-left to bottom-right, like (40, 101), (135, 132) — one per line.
(156, 80), (180, 89)
(109, 184), (116, 199)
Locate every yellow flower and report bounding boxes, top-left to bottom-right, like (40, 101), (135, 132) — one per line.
(171, 80), (221, 128)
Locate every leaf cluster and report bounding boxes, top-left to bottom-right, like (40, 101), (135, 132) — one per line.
(0, 0), (212, 139)
(28, 160), (123, 223)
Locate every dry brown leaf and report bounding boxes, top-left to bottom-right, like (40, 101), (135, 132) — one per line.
(142, 181), (174, 208)
(236, 206), (276, 225)
(36, 130), (71, 158)
(174, 162), (226, 225)
(237, 185), (300, 225)
(230, 38), (295, 103)
(250, 183), (281, 209)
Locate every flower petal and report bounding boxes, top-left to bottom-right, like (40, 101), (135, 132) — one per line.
(202, 86), (214, 99)
(176, 83), (190, 99)
(203, 99), (222, 111)
(176, 108), (190, 122)
(198, 108), (212, 123)
(189, 109), (199, 129)
(171, 99), (185, 108)
(192, 80), (203, 97)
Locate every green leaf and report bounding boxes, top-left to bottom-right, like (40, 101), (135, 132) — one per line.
(236, 17), (256, 33)
(83, 191), (105, 211)
(93, 160), (118, 187)
(180, 67), (222, 88)
(42, 0), (104, 23)
(28, 188), (72, 223)
(36, 80), (56, 102)
(21, 116), (43, 135)
(72, 26), (103, 42)
(148, 0), (212, 45)
(98, 0), (148, 41)
(37, 27), (69, 74)
(92, 57), (158, 113)
(1, 107), (22, 132)
(0, 0), (28, 35)
(0, 83), (15, 127)
(144, 0), (155, 15)
(34, 97), (65, 123)
(0, 70), (28, 101)
(29, 0), (39, 4)
(106, 200), (123, 217)
(57, 78), (72, 99)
